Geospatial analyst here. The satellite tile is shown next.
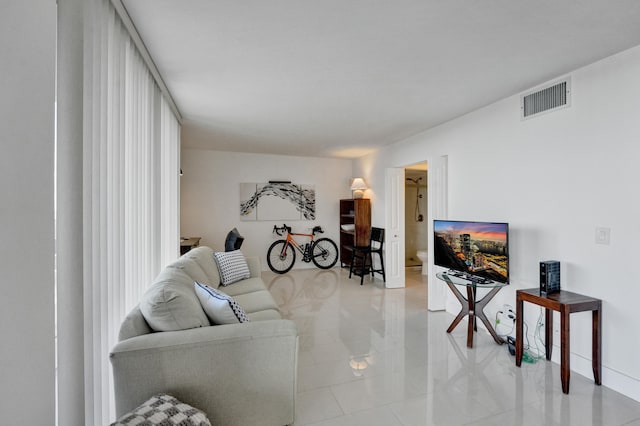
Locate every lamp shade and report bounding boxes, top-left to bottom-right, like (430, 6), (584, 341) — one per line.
(350, 177), (367, 191)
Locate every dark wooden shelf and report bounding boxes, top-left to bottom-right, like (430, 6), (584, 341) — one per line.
(339, 199), (370, 267)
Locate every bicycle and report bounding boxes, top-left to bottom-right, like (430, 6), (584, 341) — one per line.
(267, 224), (339, 274)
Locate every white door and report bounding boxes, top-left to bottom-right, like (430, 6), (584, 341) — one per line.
(428, 155), (448, 310)
(385, 167), (405, 288)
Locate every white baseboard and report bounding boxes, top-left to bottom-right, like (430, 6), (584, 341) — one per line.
(548, 346), (640, 402)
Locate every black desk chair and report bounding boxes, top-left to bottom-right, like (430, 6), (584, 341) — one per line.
(349, 227), (386, 285)
(224, 227), (244, 251)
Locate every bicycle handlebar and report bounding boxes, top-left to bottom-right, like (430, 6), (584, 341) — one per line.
(272, 224), (292, 236)
(272, 224), (324, 236)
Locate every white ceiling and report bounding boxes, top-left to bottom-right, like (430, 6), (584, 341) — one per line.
(122, 0), (640, 158)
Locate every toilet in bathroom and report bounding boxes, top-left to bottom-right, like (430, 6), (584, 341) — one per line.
(416, 250), (428, 275)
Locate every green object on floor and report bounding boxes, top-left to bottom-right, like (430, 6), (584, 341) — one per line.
(522, 351), (538, 364)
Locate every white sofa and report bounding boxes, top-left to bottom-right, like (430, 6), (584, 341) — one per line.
(109, 246), (298, 426)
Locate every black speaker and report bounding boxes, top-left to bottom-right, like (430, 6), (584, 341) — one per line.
(540, 260), (560, 296)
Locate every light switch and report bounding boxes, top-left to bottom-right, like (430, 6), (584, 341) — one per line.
(595, 227), (610, 245)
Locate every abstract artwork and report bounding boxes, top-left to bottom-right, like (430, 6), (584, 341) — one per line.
(240, 182), (316, 221)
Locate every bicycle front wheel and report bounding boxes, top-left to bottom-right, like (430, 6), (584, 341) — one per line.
(311, 238), (338, 269)
(267, 240), (296, 274)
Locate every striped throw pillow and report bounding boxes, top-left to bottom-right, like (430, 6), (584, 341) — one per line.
(213, 250), (250, 286)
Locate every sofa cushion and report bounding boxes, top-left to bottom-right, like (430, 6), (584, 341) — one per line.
(140, 268), (210, 331)
(195, 282), (250, 324)
(220, 277), (268, 297)
(232, 290), (280, 314)
(245, 256), (261, 278)
(118, 305), (152, 341)
(246, 309), (282, 321)
(185, 246), (221, 287)
(168, 257), (210, 285)
(110, 393), (211, 426)
(214, 250), (250, 286)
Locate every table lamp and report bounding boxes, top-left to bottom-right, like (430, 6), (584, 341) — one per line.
(350, 177), (367, 199)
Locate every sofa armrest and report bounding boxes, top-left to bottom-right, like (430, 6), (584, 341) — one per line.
(246, 256), (261, 278)
(110, 319), (298, 426)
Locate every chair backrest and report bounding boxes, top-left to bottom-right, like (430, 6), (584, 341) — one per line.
(225, 227), (244, 251)
(370, 227), (384, 250)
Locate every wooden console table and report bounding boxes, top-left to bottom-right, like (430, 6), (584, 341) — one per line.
(180, 237), (201, 255)
(515, 288), (602, 394)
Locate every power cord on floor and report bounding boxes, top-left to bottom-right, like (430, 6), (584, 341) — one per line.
(495, 303), (517, 338)
(528, 307), (546, 362)
(494, 304), (541, 363)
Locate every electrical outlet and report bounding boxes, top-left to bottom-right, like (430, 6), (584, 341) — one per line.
(497, 310), (512, 320)
(595, 227), (611, 245)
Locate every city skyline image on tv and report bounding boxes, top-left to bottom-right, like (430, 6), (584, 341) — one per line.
(434, 220), (509, 283)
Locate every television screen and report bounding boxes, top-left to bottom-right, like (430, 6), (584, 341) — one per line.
(434, 220), (509, 284)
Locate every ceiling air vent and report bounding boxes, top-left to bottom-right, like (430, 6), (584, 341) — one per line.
(521, 78), (571, 119)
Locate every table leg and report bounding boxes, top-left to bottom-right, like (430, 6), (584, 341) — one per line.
(445, 280), (469, 334)
(515, 294), (523, 367)
(593, 304), (602, 385)
(560, 306), (570, 394)
(472, 287), (478, 332)
(545, 308), (553, 361)
(442, 278), (504, 348)
(475, 286), (505, 345)
(447, 310), (466, 334)
(466, 285), (475, 348)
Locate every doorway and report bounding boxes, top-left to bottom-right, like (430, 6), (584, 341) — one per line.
(385, 155), (447, 308)
(404, 163), (428, 269)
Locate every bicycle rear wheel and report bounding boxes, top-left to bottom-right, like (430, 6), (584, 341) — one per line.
(267, 240), (296, 274)
(311, 238), (338, 269)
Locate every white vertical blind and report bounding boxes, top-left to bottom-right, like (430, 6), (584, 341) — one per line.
(160, 96), (181, 267)
(83, 0), (180, 423)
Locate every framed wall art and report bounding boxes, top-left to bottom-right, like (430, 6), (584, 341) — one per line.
(240, 182), (316, 221)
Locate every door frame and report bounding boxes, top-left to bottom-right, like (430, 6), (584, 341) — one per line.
(384, 155), (448, 309)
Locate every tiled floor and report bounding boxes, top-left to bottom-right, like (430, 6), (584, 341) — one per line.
(263, 267), (640, 426)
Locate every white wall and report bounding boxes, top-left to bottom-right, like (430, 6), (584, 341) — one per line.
(181, 149), (353, 269)
(0, 1), (56, 422)
(354, 45), (640, 401)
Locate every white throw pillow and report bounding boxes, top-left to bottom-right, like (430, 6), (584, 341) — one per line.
(194, 282), (250, 324)
(213, 250), (250, 286)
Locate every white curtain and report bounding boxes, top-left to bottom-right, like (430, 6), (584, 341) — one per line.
(83, 0), (180, 423)
(160, 96), (181, 268)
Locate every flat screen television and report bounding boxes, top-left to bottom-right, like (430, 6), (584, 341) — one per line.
(433, 220), (509, 284)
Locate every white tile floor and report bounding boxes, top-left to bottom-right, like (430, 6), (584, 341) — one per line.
(263, 267), (640, 426)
